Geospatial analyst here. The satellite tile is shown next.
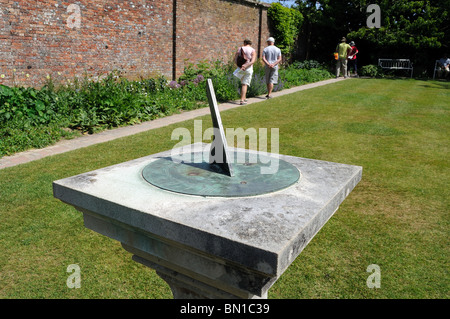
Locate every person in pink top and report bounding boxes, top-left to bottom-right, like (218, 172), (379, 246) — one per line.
(234, 39), (256, 105)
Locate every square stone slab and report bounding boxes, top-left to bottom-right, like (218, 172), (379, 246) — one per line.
(53, 144), (362, 298)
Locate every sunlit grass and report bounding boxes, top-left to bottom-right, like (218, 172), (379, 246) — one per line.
(0, 78), (448, 298)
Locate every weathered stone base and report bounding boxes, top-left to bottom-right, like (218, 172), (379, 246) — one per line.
(54, 144), (362, 299)
(133, 255), (268, 299)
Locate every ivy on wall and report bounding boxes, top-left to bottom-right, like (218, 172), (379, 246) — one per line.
(267, 3), (303, 60)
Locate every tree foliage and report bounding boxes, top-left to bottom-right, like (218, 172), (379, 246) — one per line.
(292, 0), (449, 75)
(348, 0), (448, 50)
(268, 3), (304, 59)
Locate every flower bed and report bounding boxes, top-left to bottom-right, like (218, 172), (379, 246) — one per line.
(0, 60), (332, 157)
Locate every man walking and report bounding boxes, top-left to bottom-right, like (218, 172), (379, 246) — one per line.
(262, 37), (282, 99)
(335, 37), (352, 78)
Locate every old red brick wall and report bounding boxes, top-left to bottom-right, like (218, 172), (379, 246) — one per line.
(0, 0), (270, 88)
(176, 0), (270, 78)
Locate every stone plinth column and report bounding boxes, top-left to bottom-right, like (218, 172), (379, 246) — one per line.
(53, 144), (362, 299)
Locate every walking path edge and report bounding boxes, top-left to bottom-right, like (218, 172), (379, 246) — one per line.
(0, 77), (348, 170)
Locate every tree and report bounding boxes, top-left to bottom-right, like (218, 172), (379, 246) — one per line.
(295, 0), (367, 61)
(348, 0), (447, 50)
(348, 0), (449, 73)
(294, 0), (449, 75)
(267, 3), (304, 61)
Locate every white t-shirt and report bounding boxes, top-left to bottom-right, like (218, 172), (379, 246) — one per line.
(263, 45), (281, 68)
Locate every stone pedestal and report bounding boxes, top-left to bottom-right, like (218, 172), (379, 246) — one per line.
(53, 144), (362, 299)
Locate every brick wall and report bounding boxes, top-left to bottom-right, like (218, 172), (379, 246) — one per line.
(176, 0), (269, 78)
(0, 0), (270, 88)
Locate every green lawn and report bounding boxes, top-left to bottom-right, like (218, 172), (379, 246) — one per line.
(0, 78), (448, 298)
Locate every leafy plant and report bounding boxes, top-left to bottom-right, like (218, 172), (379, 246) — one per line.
(0, 60), (334, 157)
(290, 60), (325, 70)
(279, 65), (333, 87)
(0, 85), (59, 126)
(179, 59), (239, 102)
(360, 65), (385, 78)
(267, 3), (303, 59)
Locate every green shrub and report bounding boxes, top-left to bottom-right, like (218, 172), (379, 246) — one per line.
(0, 120), (77, 157)
(211, 75), (240, 102)
(0, 85), (60, 126)
(65, 73), (151, 130)
(0, 60), (334, 157)
(178, 59), (239, 102)
(279, 66), (333, 88)
(290, 60), (325, 70)
(267, 3), (303, 59)
(360, 64), (385, 78)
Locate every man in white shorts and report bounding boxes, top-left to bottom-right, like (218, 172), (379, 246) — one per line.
(262, 37), (282, 99)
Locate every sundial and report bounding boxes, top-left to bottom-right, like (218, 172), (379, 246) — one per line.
(142, 79), (300, 197)
(53, 79), (362, 298)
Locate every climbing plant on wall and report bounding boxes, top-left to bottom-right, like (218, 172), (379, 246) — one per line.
(267, 3), (303, 60)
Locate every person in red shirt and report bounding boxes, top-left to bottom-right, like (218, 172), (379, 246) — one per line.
(347, 41), (359, 77)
